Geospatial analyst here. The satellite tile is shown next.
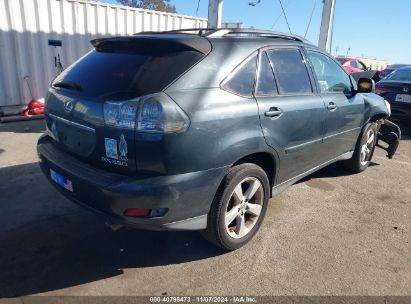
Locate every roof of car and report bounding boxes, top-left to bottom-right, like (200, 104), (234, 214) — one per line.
(336, 57), (364, 62)
(395, 66), (411, 71)
(134, 28), (314, 46)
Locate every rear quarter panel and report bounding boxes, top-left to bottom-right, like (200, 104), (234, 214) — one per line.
(137, 88), (276, 175)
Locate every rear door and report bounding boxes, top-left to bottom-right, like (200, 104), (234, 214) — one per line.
(255, 47), (328, 183)
(305, 49), (364, 160)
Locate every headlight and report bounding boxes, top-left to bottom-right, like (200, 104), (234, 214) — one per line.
(384, 99), (391, 117)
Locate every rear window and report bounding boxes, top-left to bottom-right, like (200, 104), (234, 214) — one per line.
(222, 54), (257, 97)
(53, 47), (204, 100)
(336, 58), (345, 64)
(386, 69), (411, 81)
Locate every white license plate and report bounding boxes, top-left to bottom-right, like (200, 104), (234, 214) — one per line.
(395, 94), (411, 103)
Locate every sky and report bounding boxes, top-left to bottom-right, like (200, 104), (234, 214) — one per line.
(102, 0), (411, 64)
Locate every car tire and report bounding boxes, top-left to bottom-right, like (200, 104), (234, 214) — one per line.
(201, 163), (270, 251)
(344, 122), (378, 173)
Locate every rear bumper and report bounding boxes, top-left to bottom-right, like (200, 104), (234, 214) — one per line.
(37, 135), (228, 231)
(376, 119), (401, 159)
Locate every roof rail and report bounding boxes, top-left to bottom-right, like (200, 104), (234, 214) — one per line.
(205, 28), (310, 43)
(135, 28), (311, 44)
(136, 28), (214, 36)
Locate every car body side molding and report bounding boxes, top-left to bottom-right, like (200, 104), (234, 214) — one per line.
(272, 151), (354, 197)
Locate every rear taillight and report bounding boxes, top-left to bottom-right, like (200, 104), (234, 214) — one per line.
(375, 84), (390, 95)
(103, 93), (189, 133)
(137, 93), (189, 133)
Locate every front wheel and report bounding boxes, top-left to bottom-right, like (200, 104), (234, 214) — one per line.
(201, 163), (270, 251)
(344, 122), (378, 173)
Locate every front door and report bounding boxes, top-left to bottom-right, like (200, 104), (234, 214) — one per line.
(255, 47), (328, 183)
(305, 50), (364, 160)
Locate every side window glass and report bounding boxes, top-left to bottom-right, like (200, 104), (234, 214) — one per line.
(307, 50), (353, 94)
(359, 61), (367, 70)
(350, 61), (357, 68)
(222, 55), (257, 97)
(256, 52), (277, 96)
(266, 48), (312, 95)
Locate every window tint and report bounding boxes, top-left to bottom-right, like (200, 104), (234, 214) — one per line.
(256, 52), (277, 96)
(222, 55), (257, 97)
(349, 61), (357, 68)
(53, 48), (204, 101)
(358, 61), (367, 70)
(307, 51), (353, 94)
(386, 69), (411, 81)
(266, 48), (312, 94)
(336, 58), (345, 64)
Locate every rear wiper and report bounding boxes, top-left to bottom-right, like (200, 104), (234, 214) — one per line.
(53, 81), (83, 92)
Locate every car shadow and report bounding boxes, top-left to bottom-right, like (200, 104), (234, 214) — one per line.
(0, 162), (224, 297)
(0, 119), (46, 134)
(297, 161), (380, 184)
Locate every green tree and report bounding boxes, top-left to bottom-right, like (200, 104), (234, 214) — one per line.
(117, 0), (177, 13)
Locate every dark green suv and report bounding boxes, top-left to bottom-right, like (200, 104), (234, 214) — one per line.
(37, 29), (400, 250)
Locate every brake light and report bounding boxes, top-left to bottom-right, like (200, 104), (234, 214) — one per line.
(103, 93), (189, 133)
(375, 84), (391, 95)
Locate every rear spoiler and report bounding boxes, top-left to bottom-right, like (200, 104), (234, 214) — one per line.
(91, 34), (212, 55)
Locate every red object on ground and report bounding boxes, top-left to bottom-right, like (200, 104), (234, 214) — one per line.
(22, 100), (44, 116)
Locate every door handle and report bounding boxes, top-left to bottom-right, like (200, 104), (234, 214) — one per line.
(264, 107), (283, 117)
(327, 102), (337, 111)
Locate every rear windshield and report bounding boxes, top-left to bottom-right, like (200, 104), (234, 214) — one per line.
(386, 69), (411, 81)
(53, 47), (204, 100)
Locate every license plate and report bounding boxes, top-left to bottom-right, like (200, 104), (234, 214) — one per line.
(50, 169), (73, 192)
(395, 94), (411, 103)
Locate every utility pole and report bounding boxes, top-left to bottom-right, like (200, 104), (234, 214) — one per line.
(318, 0), (336, 53)
(208, 0), (223, 28)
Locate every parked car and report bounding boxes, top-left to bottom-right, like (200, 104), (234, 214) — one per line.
(335, 57), (369, 73)
(376, 66), (411, 126)
(37, 29), (400, 250)
(379, 64), (411, 79)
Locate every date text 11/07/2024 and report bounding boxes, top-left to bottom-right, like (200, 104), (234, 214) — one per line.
(149, 296), (257, 303)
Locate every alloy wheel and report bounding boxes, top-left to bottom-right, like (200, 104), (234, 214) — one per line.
(224, 177), (264, 239)
(360, 129), (375, 166)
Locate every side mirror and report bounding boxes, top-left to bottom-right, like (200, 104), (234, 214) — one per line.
(356, 78), (375, 93)
(356, 78), (374, 93)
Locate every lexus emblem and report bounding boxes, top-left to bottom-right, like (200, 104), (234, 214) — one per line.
(403, 87), (410, 93)
(64, 100), (74, 113)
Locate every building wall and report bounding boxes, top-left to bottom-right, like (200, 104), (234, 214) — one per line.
(0, 0), (207, 109)
(360, 58), (388, 71)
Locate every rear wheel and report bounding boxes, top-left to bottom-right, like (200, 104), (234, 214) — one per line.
(201, 163), (270, 250)
(344, 123), (377, 173)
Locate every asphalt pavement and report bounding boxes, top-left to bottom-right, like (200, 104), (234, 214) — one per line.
(0, 120), (409, 297)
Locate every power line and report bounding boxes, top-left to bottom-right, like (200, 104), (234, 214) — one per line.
(270, 0), (292, 30)
(195, 0), (200, 16)
(304, 0), (317, 38)
(278, 0), (292, 33)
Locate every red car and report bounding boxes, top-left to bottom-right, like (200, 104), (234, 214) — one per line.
(335, 57), (368, 73)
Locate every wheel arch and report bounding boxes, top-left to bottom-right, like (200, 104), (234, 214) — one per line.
(232, 151), (278, 196)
